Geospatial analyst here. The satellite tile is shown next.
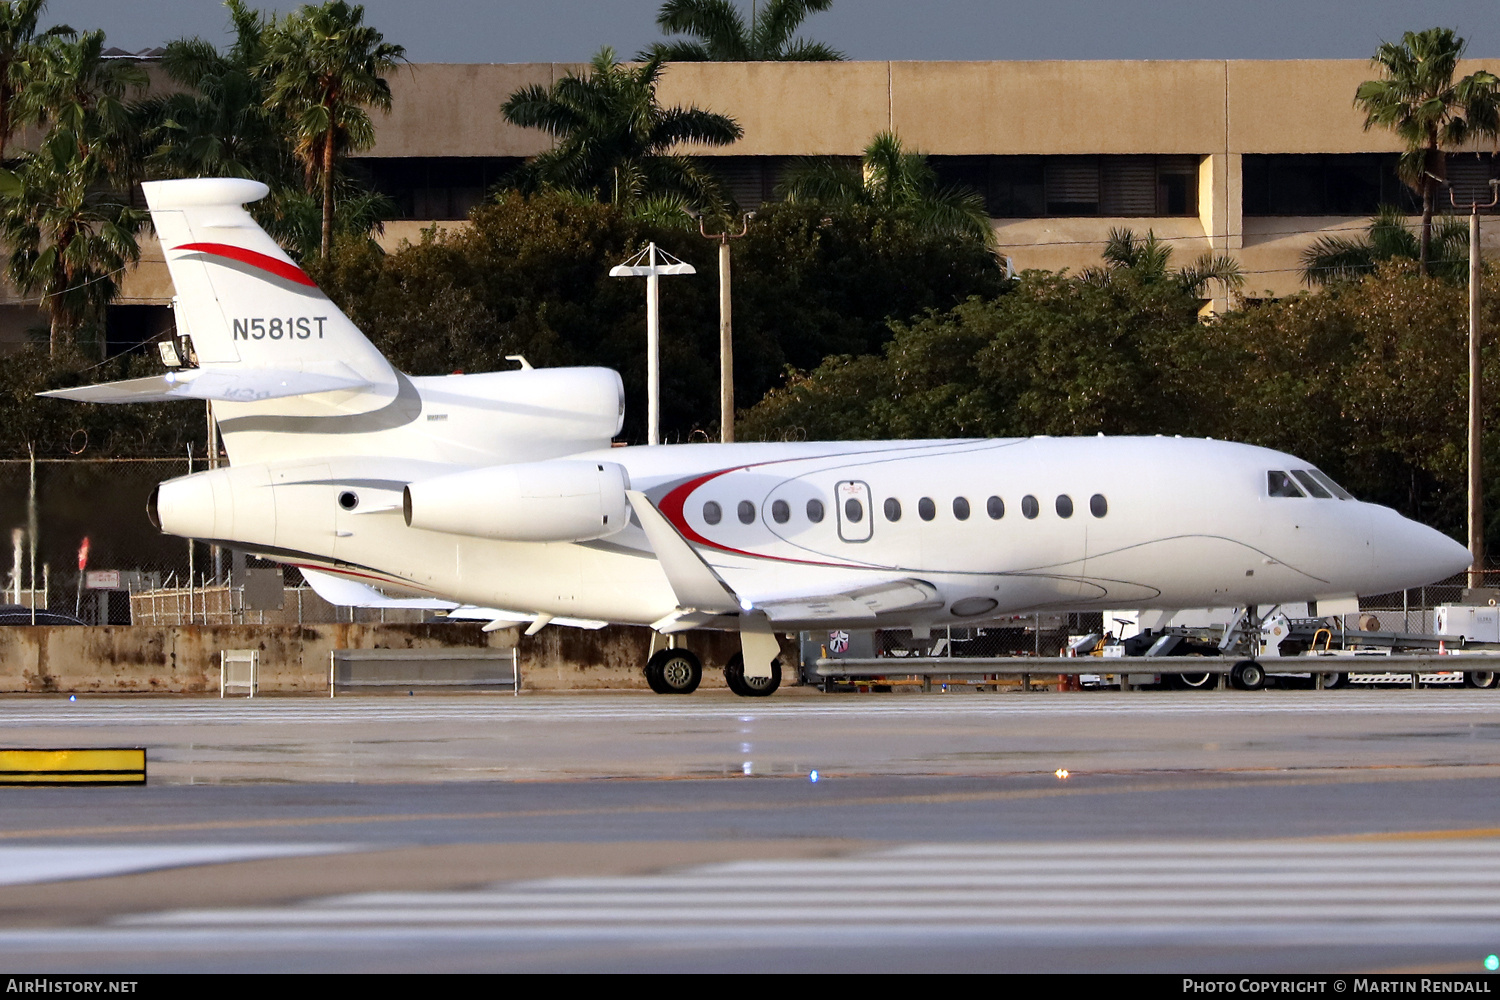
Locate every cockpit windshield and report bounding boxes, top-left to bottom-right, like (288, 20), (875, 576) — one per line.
(1267, 471), (1304, 497)
(1268, 469), (1356, 500)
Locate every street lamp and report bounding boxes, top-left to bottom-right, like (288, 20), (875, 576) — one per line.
(688, 210), (753, 443)
(1448, 178), (1500, 593)
(609, 242), (695, 445)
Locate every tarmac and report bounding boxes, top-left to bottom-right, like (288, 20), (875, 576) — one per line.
(2, 687), (1499, 972)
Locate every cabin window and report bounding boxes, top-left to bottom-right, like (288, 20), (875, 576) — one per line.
(918, 497), (936, 521)
(1267, 471), (1304, 498)
(338, 491), (359, 511)
(953, 496), (971, 520)
(1291, 470), (1332, 499)
(1090, 493), (1108, 517)
(884, 497), (902, 521)
(844, 498), (864, 523)
(771, 499), (790, 523)
(1056, 494), (1074, 518)
(807, 499), (825, 522)
(703, 501), (722, 525)
(987, 496), (1005, 519)
(1022, 494), (1039, 519)
(738, 500), (756, 524)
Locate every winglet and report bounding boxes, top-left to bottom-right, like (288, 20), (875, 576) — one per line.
(626, 490), (740, 615)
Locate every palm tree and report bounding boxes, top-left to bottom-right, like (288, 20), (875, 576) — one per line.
(151, 0), (292, 184)
(1355, 28), (1500, 275)
(639, 0), (843, 62)
(0, 127), (144, 357)
(778, 130), (995, 246)
(1300, 205), (1469, 285)
(1081, 227), (1244, 298)
(502, 47), (742, 210)
(262, 1), (405, 262)
(0, 0), (72, 161)
(22, 29), (145, 172)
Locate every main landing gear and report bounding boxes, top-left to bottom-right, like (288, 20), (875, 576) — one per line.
(643, 648), (782, 697)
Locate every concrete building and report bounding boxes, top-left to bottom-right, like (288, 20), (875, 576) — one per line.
(6, 57), (1500, 350)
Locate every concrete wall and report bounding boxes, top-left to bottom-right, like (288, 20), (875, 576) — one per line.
(0, 623), (795, 694)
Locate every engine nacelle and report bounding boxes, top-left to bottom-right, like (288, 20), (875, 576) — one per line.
(148, 464), (276, 546)
(403, 460), (630, 543)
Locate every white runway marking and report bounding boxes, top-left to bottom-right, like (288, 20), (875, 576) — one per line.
(0, 692), (1497, 727)
(0, 844), (347, 886)
(111, 839), (1500, 941)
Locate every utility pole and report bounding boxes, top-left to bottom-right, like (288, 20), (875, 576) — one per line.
(693, 212), (753, 442)
(1452, 180), (1500, 592)
(609, 243), (695, 445)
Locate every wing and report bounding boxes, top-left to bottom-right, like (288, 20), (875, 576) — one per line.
(626, 490), (943, 630)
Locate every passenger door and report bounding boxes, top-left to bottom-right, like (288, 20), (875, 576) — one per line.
(835, 480), (873, 543)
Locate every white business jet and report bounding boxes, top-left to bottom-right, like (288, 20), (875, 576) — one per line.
(44, 178), (1471, 696)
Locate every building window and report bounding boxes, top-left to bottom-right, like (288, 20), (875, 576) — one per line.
(931, 155), (1198, 218)
(350, 156), (522, 220)
(1241, 153), (1421, 216)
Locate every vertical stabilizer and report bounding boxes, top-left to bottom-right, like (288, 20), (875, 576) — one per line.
(141, 178), (396, 388)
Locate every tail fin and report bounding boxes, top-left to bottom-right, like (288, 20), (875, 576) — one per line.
(142, 177), (396, 389)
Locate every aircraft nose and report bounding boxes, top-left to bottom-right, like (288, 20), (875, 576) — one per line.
(1368, 508), (1471, 590)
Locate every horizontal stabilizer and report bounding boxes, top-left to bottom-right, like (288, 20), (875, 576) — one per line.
(39, 365), (372, 404)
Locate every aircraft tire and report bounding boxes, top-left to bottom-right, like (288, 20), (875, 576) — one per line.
(646, 648), (702, 695)
(725, 652), (781, 698)
(1231, 659), (1266, 691)
(1170, 671), (1216, 691)
(1465, 671), (1497, 689)
(1319, 671), (1347, 690)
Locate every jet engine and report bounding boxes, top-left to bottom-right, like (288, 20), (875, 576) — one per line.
(403, 460), (630, 543)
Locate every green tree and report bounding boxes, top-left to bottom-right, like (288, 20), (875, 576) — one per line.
(0, 127), (145, 357)
(23, 28), (146, 173)
(739, 269), (1216, 442)
(0, 0), (72, 161)
(1355, 27), (1500, 275)
(501, 47), (742, 211)
(311, 191), (1006, 442)
(262, 0), (405, 263)
(1082, 227), (1244, 298)
(151, 0), (291, 183)
(639, 0), (843, 62)
(1300, 205), (1470, 285)
(779, 131), (995, 247)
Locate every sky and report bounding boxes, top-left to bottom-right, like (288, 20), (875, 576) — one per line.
(42, 1), (1500, 63)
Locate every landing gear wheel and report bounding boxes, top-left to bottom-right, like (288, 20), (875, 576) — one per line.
(1170, 671), (1216, 691)
(1231, 659), (1266, 691)
(1318, 671), (1347, 690)
(725, 652), (781, 698)
(1465, 671), (1497, 689)
(645, 648), (702, 695)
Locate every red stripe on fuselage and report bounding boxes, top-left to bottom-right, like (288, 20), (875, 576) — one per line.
(656, 464), (854, 568)
(175, 242), (317, 287)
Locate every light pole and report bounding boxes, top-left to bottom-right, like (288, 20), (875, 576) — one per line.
(609, 242), (695, 445)
(1450, 179), (1500, 592)
(690, 211), (753, 443)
